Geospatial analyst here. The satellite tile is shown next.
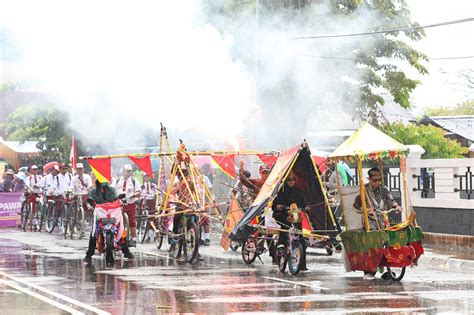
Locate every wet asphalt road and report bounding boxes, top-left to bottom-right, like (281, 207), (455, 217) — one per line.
(0, 228), (473, 314)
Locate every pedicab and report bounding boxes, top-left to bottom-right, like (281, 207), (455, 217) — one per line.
(328, 123), (424, 281)
(229, 141), (340, 275)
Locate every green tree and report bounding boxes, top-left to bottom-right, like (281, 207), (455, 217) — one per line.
(423, 100), (474, 116)
(382, 123), (468, 158)
(203, 0), (427, 143)
(2, 104), (73, 162)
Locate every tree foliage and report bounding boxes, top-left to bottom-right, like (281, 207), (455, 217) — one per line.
(382, 123), (468, 158)
(2, 104), (73, 162)
(423, 100), (474, 116)
(204, 0), (427, 131)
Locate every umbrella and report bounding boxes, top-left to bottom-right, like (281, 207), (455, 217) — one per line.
(43, 161), (59, 173)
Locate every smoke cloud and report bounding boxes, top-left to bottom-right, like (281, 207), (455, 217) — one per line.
(1, 1), (389, 152)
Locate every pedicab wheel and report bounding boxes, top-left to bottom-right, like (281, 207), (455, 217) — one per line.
(122, 212), (131, 246)
(45, 203), (55, 233)
(105, 233), (114, 266)
(386, 266), (406, 281)
(277, 246), (288, 273)
(230, 241), (240, 252)
(241, 239), (257, 265)
(325, 245), (333, 256)
(183, 222), (199, 263)
(288, 240), (303, 276)
(154, 221), (165, 250)
(138, 209), (149, 244)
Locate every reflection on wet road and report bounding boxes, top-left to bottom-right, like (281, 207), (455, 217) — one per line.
(0, 229), (472, 314)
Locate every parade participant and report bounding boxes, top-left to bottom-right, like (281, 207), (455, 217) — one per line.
(1, 169), (15, 192)
(272, 171), (308, 270)
(72, 163), (92, 207)
(114, 164), (141, 247)
(353, 167), (401, 280)
(26, 165), (42, 229)
(83, 180), (134, 266)
(40, 165), (60, 196)
(54, 163), (73, 195)
(169, 169), (193, 254)
(238, 161), (270, 196)
(140, 173), (157, 242)
(353, 167), (401, 231)
(199, 166), (213, 246)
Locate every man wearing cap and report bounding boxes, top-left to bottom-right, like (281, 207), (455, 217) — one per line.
(54, 163), (73, 195)
(115, 164), (141, 246)
(238, 161), (270, 196)
(1, 169), (15, 192)
(73, 163), (92, 224)
(40, 165), (60, 196)
(27, 165), (42, 194)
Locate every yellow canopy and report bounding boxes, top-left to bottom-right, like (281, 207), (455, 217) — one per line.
(329, 123), (407, 159)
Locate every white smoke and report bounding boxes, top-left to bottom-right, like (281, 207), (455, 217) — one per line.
(1, 1), (409, 151)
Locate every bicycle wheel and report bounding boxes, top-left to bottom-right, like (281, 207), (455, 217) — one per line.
(61, 204), (68, 239)
(277, 245), (288, 273)
(183, 222), (199, 263)
(154, 218), (165, 250)
(386, 266), (406, 281)
(45, 202), (56, 233)
(241, 238), (257, 265)
(138, 209), (149, 244)
(75, 205), (85, 239)
(38, 202), (45, 233)
(122, 212), (130, 246)
(230, 241), (240, 252)
(69, 204), (77, 239)
(21, 201), (31, 232)
(288, 239), (303, 276)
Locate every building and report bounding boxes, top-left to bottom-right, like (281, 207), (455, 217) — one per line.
(0, 138), (40, 171)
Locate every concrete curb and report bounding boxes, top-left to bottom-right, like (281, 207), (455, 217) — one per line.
(416, 255), (474, 272)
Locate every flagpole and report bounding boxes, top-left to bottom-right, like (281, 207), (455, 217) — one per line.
(79, 150), (279, 160)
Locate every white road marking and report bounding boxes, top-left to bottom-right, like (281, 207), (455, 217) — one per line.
(0, 279), (84, 315)
(259, 275), (329, 290)
(0, 271), (110, 315)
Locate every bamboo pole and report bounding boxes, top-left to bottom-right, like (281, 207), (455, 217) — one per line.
(79, 150), (277, 160)
(357, 157), (370, 231)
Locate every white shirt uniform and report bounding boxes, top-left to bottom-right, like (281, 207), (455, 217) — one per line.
(40, 174), (57, 195)
(54, 173), (73, 195)
(27, 174), (42, 194)
(72, 173), (92, 195)
(141, 182), (157, 200)
(115, 176), (140, 204)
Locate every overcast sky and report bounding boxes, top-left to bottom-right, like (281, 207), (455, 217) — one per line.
(407, 0), (474, 111)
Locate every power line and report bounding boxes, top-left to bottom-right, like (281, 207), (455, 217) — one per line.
(300, 54), (474, 61)
(292, 17), (474, 40)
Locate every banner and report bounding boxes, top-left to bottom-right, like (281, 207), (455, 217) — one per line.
(129, 155), (154, 178)
(211, 154), (235, 179)
(87, 158), (112, 183)
(220, 196), (244, 250)
(0, 193), (22, 228)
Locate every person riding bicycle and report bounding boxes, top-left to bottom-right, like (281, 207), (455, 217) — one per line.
(272, 171), (308, 270)
(83, 180), (134, 266)
(238, 161), (270, 196)
(168, 169), (194, 254)
(114, 164), (141, 247)
(140, 173), (158, 242)
(26, 165), (42, 229)
(72, 163), (92, 203)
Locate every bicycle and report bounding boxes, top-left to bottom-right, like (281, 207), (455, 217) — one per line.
(20, 190), (42, 232)
(67, 193), (86, 239)
(45, 193), (66, 234)
(169, 212), (199, 263)
(277, 226), (304, 275)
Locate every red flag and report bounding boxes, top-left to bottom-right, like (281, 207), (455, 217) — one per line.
(69, 136), (77, 173)
(211, 154), (235, 179)
(257, 154), (278, 168)
(312, 155), (327, 173)
(87, 158), (112, 183)
(129, 155), (154, 178)
(301, 212), (313, 235)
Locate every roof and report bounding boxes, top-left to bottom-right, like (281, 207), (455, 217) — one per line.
(420, 115), (474, 141)
(329, 123), (407, 158)
(0, 140), (40, 153)
(378, 98), (416, 124)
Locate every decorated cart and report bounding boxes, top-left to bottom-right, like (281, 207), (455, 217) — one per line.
(328, 123), (424, 281)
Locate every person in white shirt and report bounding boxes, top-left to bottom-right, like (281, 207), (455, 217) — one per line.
(72, 163), (92, 205)
(40, 166), (60, 196)
(141, 174), (157, 213)
(115, 164), (141, 246)
(27, 165), (42, 194)
(55, 163), (73, 195)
